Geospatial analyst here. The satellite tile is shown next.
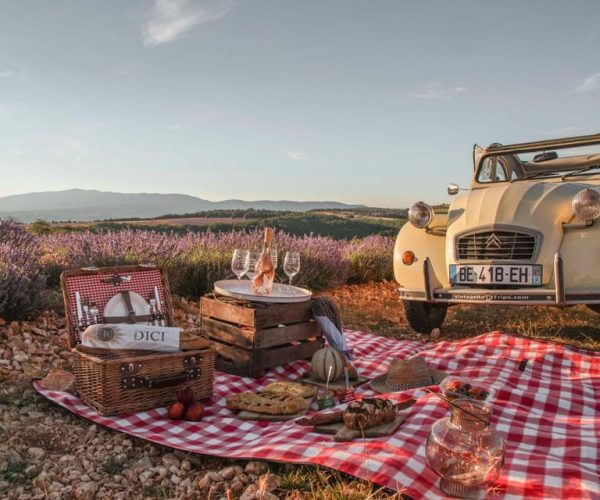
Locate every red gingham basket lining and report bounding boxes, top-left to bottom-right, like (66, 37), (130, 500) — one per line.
(62, 268), (167, 344)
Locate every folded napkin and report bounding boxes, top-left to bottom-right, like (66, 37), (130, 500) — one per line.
(311, 297), (353, 361)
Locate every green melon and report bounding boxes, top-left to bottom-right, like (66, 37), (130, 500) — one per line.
(311, 347), (345, 382)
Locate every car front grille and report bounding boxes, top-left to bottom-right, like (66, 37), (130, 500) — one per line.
(456, 230), (537, 261)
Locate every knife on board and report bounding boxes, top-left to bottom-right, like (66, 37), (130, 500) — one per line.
(75, 291), (84, 332)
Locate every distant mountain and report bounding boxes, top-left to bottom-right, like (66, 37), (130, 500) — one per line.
(0, 189), (364, 222)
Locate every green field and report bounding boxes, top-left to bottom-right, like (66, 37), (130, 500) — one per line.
(37, 207), (410, 239)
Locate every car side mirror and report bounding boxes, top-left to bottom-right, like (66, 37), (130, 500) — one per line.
(533, 151), (558, 163)
(447, 183), (459, 195)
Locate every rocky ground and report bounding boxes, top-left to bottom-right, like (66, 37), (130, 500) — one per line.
(2, 281), (599, 499)
(0, 292), (401, 500)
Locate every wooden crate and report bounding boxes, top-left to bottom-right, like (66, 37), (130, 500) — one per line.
(200, 295), (323, 377)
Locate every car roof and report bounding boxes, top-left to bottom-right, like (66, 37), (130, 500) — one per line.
(482, 133), (600, 156)
(472, 133), (600, 174)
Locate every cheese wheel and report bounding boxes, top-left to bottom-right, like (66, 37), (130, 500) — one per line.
(311, 347), (345, 382)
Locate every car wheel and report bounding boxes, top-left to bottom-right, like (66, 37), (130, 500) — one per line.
(402, 300), (448, 334)
(586, 304), (600, 314)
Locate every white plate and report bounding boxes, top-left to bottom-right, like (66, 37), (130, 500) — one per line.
(103, 291), (150, 323)
(214, 279), (312, 303)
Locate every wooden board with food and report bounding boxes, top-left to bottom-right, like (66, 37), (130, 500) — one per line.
(226, 381), (317, 421)
(297, 397), (416, 442)
(301, 372), (370, 391)
(315, 415), (406, 442)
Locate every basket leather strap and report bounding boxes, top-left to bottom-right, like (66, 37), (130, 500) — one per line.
(122, 372), (199, 390)
(121, 291), (137, 324)
(145, 373), (193, 388)
(102, 314), (153, 323)
(121, 357), (202, 390)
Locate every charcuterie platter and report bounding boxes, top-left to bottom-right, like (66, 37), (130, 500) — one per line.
(297, 397), (416, 442)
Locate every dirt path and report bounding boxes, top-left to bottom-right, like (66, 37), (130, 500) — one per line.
(327, 281), (600, 351)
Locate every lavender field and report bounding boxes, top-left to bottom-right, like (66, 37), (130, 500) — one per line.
(0, 220), (394, 320)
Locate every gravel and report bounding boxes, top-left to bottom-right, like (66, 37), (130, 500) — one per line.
(0, 305), (302, 499)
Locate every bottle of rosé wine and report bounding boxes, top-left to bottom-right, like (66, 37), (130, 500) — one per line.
(252, 227), (275, 295)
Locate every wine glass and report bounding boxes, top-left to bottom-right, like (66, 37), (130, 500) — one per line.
(271, 249), (278, 270)
(283, 251), (300, 286)
(246, 251), (260, 280)
(231, 249), (249, 281)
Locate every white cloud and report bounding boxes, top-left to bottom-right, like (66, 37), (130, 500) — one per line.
(166, 123), (183, 131)
(56, 139), (85, 162)
(9, 147), (23, 156)
(143, 0), (233, 46)
(287, 151), (311, 161)
(412, 81), (467, 101)
(0, 68), (25, 82)
(573, 72), (600, 93)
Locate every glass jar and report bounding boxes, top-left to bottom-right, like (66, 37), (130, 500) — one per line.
(426, 398), (505, 498)
(316, 389), (335, 410)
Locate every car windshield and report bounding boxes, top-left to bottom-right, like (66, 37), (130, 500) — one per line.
(476, 143), (600, 184)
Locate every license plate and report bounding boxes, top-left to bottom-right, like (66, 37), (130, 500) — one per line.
(449, 264), (542, 286)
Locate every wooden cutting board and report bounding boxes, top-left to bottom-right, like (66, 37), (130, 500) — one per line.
(313, 415), (405, 442)
(237, 397), (314, 422)
(301, 373), (370, 391)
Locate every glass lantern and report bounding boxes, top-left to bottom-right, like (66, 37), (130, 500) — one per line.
(426, 398), (505, 498)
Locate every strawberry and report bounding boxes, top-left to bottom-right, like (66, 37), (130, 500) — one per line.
(470, 387), (481, 398)
(447, 380), (460, 391)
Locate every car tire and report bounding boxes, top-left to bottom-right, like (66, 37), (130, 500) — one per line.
(402, 300), (448, 334)
(586, 304), (600, 314)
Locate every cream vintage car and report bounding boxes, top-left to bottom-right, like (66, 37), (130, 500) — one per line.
(394, 133), (600, 333)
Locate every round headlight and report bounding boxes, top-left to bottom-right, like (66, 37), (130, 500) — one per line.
(572, 189), (600, 221)
(408, 202), (434, 229)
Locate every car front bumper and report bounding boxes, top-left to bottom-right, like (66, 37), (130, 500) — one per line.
(399, 253), (600, 306)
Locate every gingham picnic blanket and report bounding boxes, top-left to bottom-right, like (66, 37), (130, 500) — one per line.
(34, 331), (600, 499)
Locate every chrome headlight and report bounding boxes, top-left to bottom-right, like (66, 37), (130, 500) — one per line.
(572, 189), (600, 221)
(408, 202), (434, 229)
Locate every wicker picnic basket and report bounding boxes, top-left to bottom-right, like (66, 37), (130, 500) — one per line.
(61, 265), (215, 416)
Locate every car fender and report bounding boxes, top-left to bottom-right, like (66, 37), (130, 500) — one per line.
(394, 214), (449, 291)
(561, 220), (600, 289)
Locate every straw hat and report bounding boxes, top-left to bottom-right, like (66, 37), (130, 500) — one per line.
(370, 356), (446, 394)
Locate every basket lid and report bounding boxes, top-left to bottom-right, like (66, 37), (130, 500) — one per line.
(60, 265), (174, 348)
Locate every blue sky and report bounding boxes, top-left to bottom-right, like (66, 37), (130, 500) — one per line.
(1, 0), (599, 207)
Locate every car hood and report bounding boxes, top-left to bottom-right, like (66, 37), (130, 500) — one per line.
(446, 180), (595, 275)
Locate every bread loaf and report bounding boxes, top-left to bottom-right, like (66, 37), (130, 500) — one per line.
(226, 392), (308, 415)
(179, 332), (212, 351)
(262, 381), (316, 398)
(343, 398), (396, 430)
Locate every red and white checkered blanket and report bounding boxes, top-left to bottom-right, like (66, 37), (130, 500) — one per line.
(34, 331), (600, 499)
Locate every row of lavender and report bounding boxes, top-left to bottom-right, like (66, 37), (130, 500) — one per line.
(0, 220), (394, 320)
